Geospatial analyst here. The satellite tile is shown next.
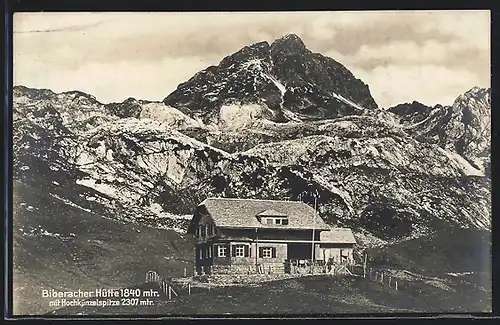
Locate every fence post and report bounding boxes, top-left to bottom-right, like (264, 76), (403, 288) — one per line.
(184, 268), (187, 277)
(363, 254), (367, 278)
(168, 286), (172, 300)
(395, 280), (398, 291)
(381, 272), (384, 284)
(188, 283), (191, 295)
(170, 286), (178, 298)
(389, 276), (392, 287)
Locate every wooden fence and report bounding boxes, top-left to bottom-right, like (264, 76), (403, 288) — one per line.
(350, 254), (407, 290)
(145, 270), (193, 300)
(330, 253), (429, 293)
(365, 267), (400, 290)
(362, 267), (427, 292)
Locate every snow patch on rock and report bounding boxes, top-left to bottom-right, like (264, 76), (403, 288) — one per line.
(332, 92), (365, 111)
(147, 203), (192, 220)
(76, 178), (118, 198)
(439, 148), (484, 176)
(49, 193), (91, 212)
(139, 102), (202, 128)
(219, 103), (268, 130)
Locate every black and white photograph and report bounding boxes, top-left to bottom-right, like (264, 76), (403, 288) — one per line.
(11, 10), (491, 316)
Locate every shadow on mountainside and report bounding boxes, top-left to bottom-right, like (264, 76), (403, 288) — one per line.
(12, 179), (194, 316)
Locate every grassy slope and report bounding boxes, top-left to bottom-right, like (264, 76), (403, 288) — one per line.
(368, 227), (491, 282)
(12, 180), (194, 316)
(50, 273), (489, 315)
(367, 227), (492, 312)
(49, 227), (492, 316)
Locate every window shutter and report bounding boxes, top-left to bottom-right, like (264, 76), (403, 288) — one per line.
(248, 246), (252, 258)
(272, 247), (277, 258)
(244, 245), (249, 257)
(283, 219), (289, 225)
(231, 245), (236, 257)
(213, 244), (218, 256)
(259, 247), (264, 258)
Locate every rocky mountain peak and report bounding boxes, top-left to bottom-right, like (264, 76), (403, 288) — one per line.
(104, 97), (144, 118)
(13, 85), (56, 101)
(387, 86), (490, 174)
(163, 34), (378, 125)
(466, 86), (490, 96)
(387, 100), (435, 117)
(60, 90), (100, 102)
(453, 87), (490, 109)
(270, 33), (307, 54)
(219, 41), (271, 69)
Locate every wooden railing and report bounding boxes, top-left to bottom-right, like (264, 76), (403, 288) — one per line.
(285, 259), (357, 275)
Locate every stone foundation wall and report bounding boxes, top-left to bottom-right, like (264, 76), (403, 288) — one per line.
(212, 264), (252, 274)
(212, 263), (286, 275)
(288, 264), (328, 275)
(259, 262), (285, 274)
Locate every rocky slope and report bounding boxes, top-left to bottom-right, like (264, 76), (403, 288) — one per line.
(388, 87), (491, 175)
(13, 34), (490, 250)
(238, 117), (490, 240)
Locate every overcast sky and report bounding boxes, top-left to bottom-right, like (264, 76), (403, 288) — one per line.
(13, 11), (490, 108)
